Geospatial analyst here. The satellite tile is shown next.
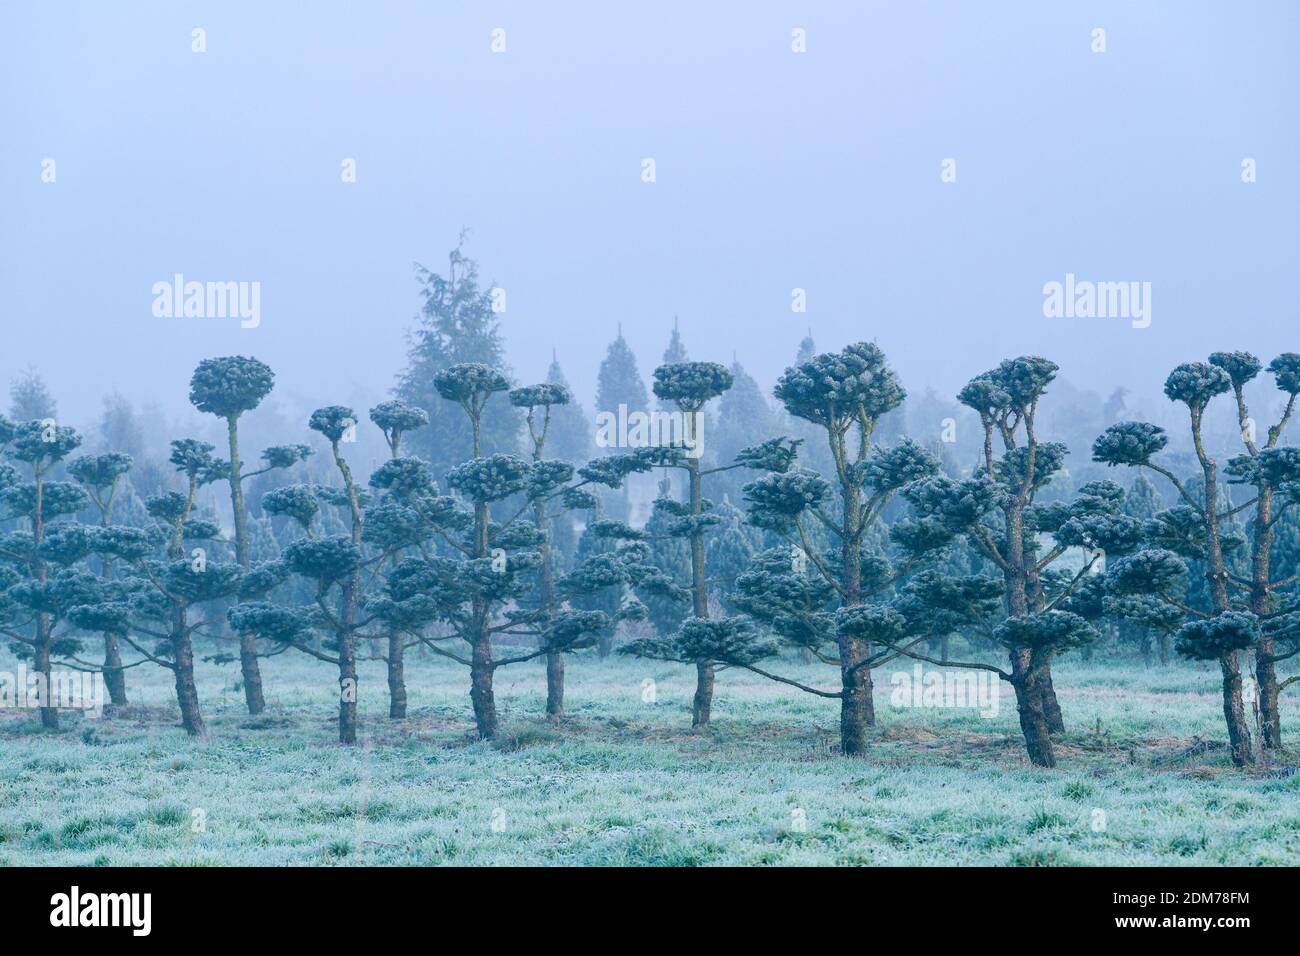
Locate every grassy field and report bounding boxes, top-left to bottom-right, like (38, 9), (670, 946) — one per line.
(2, 645), (1299, 866)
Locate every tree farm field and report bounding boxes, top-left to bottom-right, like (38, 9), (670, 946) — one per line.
(3, 647), (1298, 867)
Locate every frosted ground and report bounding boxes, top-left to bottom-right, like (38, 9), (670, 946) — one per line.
(2, 648), (1298, 866)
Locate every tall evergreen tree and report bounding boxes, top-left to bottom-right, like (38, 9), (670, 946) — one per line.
(541, 353), (590, 573)
(97, 392), (145, 459)
(543, 353), (592, 466)
(594, 328), (650, 521)
(8, 367), (56, 423)
(712, 359), (781, 502)
(395, 239), (520, 478)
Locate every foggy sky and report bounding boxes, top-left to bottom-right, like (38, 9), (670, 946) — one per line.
(2, 1), (1296, 430)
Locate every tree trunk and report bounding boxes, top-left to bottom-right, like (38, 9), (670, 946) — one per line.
(1012, 649), (1055, 767)
(1256, 639), (1281, 750)
(239, 631), (265, 715)
(226, 414), (266, 715)
(32, 481), (57, 729)
(338, 627), (357, 745)
(545, 650), (564, 722)
(34, 638), (58, 730)
(103, 633), (128, 708)
(1253, 486), (1281, 748)
(532, 494), (563, 722)
(387, 632), (407, 719)
(171, 626), (206, 738)
(691, 661), (714, 727)
(470, 635), (498, 739)
(686, 455), (717, 727)
(1196, 436), (1255, 765)
(839, 636), (873, 756)
(1040, 664), (1064, 734)
(1220, 651), (1255, 768)
(1158, 632), (1171, 666)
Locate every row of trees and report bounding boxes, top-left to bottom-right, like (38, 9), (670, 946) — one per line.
(4, 342), (1296, 770)
(2, 246), (1296, 769)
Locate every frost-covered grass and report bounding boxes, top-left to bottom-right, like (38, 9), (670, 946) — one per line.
(2, 646), (1299, 866)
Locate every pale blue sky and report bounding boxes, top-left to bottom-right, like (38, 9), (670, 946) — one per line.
(1, 1), (1296, 426)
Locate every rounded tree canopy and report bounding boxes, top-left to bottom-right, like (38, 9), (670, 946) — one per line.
(1175, 611), (1258, 661)
(261, 443), (313, 470)
(835, 604), (906, 644)
(562, 486), (599, 511)
(38, 524), (95, 566)
(742, 468), (831, 530)
(170, 438), (224, 484)
(1104, 548), (1188, 596)
(361, 501), (428, 551)
(228, 601), (310, 644)
(446, 453), (531, 502)
(1254, 447), (1300, 487)
(189, 355), (275, 418)
(957, 375), (1012, 417)
(1163, 361), (1231, 410)
(1074, 479), (1126, 514)
(163, 559), (242, 604)
(774, 342), (905, 426)
(989, 356), (1059, 410)
(87, 526), (152, 562)
(434, 362), (510, 403)
(624, 616), (775, 666)
(652, 362), (733, 409)
(68, 452), (134, 490)
(145, 492), (188, 524)
(308, 405), (357, 443)
(369, 399), (429, 433)
(284, 535), (361, 583)
(1092, 421), (1169, 467)
(993, 609), (1097, 652)
(527, 459), (574, 500)
(900, 474), (999, 530)
(369, 457), (437, 499)
(238, 561), (290, 599)
(1055, 512), (1144, 555)
(734, 436), (802, 474)
(6, 420), (82, 465)
(263, 484), (320, 529)
(1268, 353), (1300, 395)
(863, 438), (939, 493)
(67, 601), (131, 636)
(509, 383), (570, 408)
(4, 481), (87, 519)
(1208, 350), (1262, 388)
